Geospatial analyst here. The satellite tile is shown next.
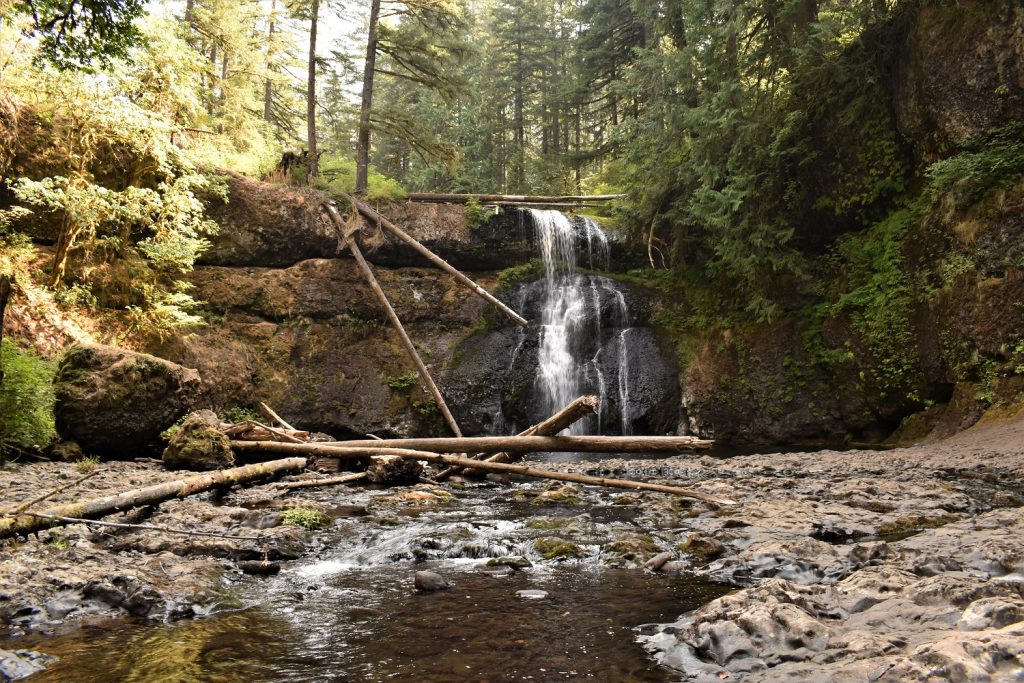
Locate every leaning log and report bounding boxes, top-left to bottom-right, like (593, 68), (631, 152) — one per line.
(406, 193), (624, 204)
(437, 395), (599, 480)
(0, 458), (307, 540)
(263, 434), (713, 455)
(346, 198), (528, 327)
(231, 442), (731, 505)
(325, 202), (463, 437)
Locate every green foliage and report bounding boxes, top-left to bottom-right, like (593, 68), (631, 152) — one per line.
(219, 406), (261, 424)
(0, 340), (57, 456)
(282, 507), (330, 530)
(386, 370), (419, 390)
(496, 259), (542, 289)
(315, 156), (407, 202)
(830, 207), (924, 400)
(926, 123), (1024, 209)
(9, 0), (145, 71)
(74, 455), (101, 473)
(463, 197), (490, 231)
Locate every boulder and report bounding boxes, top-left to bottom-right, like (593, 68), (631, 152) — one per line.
(54, 345), (201, 458)
(162, 410), (233, 471)
(414, 571), (449, 592)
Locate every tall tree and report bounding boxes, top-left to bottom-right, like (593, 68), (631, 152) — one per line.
(355, 0), (381, 193)
(307, 0), (320, 178)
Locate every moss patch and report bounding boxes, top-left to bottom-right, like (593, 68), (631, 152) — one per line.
(533, 537), (585, 560)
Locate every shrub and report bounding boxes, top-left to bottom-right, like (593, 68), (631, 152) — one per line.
(0, 340), (57, 456)
(282, 507), (330, 530)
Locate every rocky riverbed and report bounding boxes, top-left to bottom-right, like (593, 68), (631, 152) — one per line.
(1, 414), (1023, 680)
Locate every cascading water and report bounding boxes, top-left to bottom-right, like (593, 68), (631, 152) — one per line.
(445, 207), (680, 440)
(519, 209), (634, 436)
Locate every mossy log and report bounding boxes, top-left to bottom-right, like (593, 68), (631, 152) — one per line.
(231, 442), (731, 505)
(0, 458), (307, 539)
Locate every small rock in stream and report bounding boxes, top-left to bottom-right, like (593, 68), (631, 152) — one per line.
(644, 552), (672, 572)
(414, 571), (450, 592)
(516, 590), (548, 600)
(486, 556), (533, 570)
(238, 561), (281, 576)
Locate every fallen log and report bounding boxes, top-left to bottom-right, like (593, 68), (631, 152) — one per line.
(276, 472), (368, 490)
(325, 202), (463, 438)
(230, 442), (731, 505)
(346, 198), (528, 327)
(437, 395), (599, 480)
(273, 434), (713, 455)
(0, 458), (307, 540)
(406, 193), (624, 204)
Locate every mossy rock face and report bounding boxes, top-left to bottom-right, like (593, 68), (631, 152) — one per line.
(533, 537), (585, 561)
(603, 535), (661, 561)
(162, 410), (233, 471)
(54, 344), (202, 459)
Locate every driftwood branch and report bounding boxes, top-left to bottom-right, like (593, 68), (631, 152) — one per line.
(0, 458), (307, 540)
(346, 198), (528, 327)
(258, 402), (297, 431)
(437, 395), (599, 480)
(248, 434), (712, 455)
(231, 442), (731, 505)
(275, 472), (368, 490)
(407, 193), (623, 204)
(324, 202), (463, 438)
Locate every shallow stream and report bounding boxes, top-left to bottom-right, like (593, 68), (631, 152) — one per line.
(8, 479), (731, 682)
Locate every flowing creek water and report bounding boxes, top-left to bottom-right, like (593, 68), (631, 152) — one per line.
(10, 481), (731, 682)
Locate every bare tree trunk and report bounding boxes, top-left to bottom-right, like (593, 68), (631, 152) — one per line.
(263, 0), (276, 123)
(355, 0), (381, 194)
(231, 442), (730, 505)
(306, 0), (320, 179)
(0, 458), (307, 540)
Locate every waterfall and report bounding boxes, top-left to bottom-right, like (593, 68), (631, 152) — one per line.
(528, 209), (630, 436)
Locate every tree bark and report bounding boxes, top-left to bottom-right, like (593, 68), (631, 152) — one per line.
(348, 198), (528, 327)
(0, 458), (307, 540)
(355, 0), (381, 194)
(231, 442), (731, 505)
(324, 203), (463, 437)
(241, 434), (713, 456)
(306, 0), (320, 179)
(0, 274), (10, 386)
